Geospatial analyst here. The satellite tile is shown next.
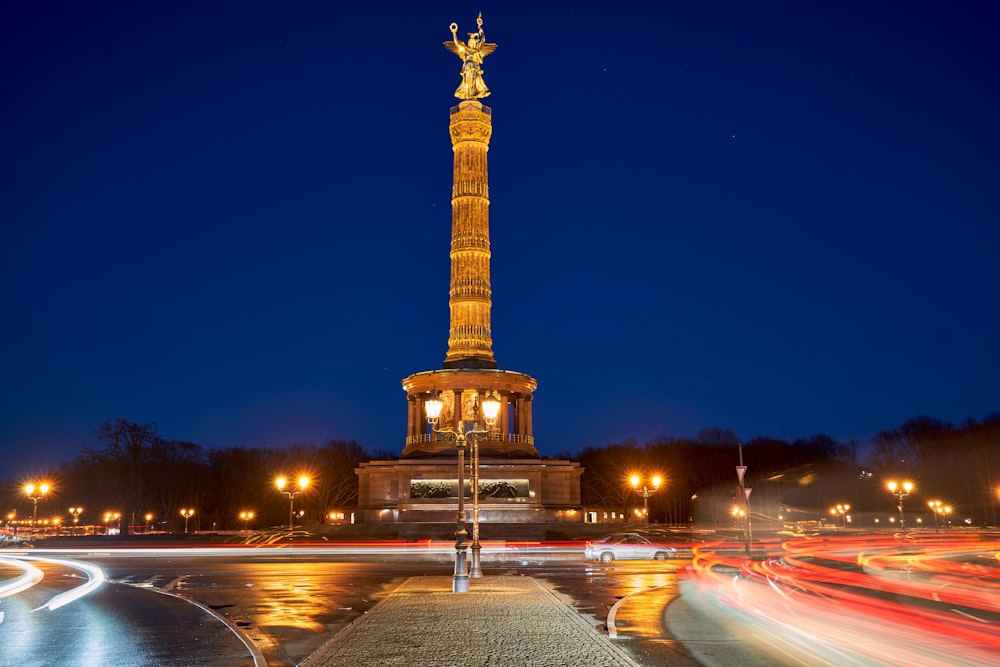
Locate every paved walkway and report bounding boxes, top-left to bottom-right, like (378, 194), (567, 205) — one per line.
(301, 575), (641, 667)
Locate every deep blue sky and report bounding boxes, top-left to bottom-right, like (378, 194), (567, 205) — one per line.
(3, 2), (998, 479)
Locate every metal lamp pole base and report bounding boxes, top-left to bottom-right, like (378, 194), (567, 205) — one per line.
(453, 445), (470, 593)
(470, 542), (483, 578)
(453, 519), (470, 593)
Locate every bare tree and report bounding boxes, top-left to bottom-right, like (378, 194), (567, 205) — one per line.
(89, 419), (162, 533)
(579, 441), (643, 519)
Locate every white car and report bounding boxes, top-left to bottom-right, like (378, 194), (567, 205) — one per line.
(584, 533), (677, 563)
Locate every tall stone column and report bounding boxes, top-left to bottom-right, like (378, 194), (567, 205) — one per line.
(443, 100), (497, 370)
(399, 21), (538, 460)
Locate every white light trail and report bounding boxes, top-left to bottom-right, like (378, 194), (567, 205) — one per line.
(16, 555), (106, 611)
(0, 557), (44, 598)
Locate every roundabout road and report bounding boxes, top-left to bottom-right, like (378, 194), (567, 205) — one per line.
(0, 557), (256, 667)
(2, 544), (686, 666)
(7, 531), (996, 666)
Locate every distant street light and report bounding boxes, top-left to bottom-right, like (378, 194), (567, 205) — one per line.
(425, 391), (501, 592)
(829, 503), (851, 528)
(887, 481), (913, 530)
(68, 507), (83, 525)
(103, 511), (121, 535)
(240, 511), (255, 532)
(24, 482), (51, 528)
(276, 476), (309, 529)
(145, 513), (154, 533)
(731, 505), (746, 528)
(179, 508), (195, 534)
(928, 500), (951, 532)
(629, 474), (662, 524)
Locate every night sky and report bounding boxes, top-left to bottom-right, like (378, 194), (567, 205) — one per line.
(3, 2), (998, 479)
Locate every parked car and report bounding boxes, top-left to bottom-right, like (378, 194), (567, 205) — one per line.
(584, 533), (677, 563)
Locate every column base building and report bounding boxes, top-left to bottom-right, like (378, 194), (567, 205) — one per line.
(355, 457), (583, 525)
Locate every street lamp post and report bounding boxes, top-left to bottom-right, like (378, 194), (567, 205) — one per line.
(424, 392), (501, 592)
(275, 476), (310, 530)
(928, 500), (951, 532)
(731, 505), (746, 533)
(829, 503), (850, 528)
(240, 511), (255, 532)
(144, 513), (153, 533)
(103, 512), (121, 535)
(68, 507), (83, 526)
(24, 483), (51, 528)
(179, 508), (194, 534)
(736, 442), (753, 558)
(469, 392), (501, 579)
(887, 481), (913, 530)
(629, 474), (662, 524)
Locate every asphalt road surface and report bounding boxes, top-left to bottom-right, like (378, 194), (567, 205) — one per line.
(1, 557), (255, 667)
(104, 557), (686, 666)
(1, 548), (686, 667)
(11, 532), (995, 666)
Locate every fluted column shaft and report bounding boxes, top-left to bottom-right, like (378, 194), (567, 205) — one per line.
(444, 101), (496, 369)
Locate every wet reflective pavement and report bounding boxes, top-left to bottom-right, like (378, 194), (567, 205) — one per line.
(109, 560), (415, 666)
(107, 558), (685, 666)
(9, 532), (995, 666)
(1, 559), (255, 667)
(2, 551), (690, 666)
(524, 564), (698, 666)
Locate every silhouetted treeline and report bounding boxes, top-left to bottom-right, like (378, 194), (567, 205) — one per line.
(577, 415), (1000, 527)
(6, 413), (998, 532)
(7, 418), (375, 533)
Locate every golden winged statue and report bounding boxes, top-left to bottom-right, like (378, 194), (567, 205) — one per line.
(444, 13), (497, 100)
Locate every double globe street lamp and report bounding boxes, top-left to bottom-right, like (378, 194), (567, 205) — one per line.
(629, 475), (662, 524)
(179, 508), (195, 534)
(425, 391), (501, 593)
(104, 512), (121, 535)
(276, 476), (309, 530)
(829, 503), (851, 528)
(887, 480), (914, 530)
(731, 505), (747, 532)
(928, 500), (951, 532)
(24, 482), (50, 528)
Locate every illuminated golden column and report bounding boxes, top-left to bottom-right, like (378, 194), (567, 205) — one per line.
(443, 100), (497, 369)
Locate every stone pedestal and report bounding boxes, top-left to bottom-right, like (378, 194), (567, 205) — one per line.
(356, 456), (583, 525)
